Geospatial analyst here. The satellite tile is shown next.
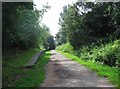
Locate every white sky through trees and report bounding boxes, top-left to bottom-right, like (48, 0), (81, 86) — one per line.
(33, 0), (77, 36)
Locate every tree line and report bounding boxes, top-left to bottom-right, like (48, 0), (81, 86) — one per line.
(56, 2), (120, 66)
(56, 2), (120, 49)
(3, 2), (55, 53)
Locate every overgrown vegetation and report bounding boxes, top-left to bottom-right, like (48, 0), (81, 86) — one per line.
(56, 2), (120, 66)
(3, 50), (50, 88)
(56, 40), (120, 67)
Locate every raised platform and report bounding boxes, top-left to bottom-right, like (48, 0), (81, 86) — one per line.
(24, 50), (45, 68)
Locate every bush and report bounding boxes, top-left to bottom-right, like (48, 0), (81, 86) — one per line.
(56, 43), (75, 54)
(56, 40), (120, 67)
(78, 40), (120, 67)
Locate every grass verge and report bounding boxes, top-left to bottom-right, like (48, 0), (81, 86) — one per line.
(13, 51), (51, 87)
(3, 49), (51, 88)
(57, 50), (118, 88)
(3, 49), (40, 87)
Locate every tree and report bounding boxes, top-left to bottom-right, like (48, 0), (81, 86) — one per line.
(41, 24), (51, 49)
(55, 29), (67, 46)
(57, 2), (120, 49)
(57, 4), (85, 49)
(47, 36), (55, 50)
(2, 2), (51, 51)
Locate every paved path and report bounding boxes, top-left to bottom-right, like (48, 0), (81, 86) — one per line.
(40, 50), (114, 87)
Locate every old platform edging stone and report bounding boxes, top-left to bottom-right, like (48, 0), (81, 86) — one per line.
(24, 50), (45, 68)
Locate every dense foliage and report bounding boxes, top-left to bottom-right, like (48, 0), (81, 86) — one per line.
(56, 2), (120, 67)
(56, 40), (120, 67)
(56, 2), (120, 47)
(3, 2), (55, 52)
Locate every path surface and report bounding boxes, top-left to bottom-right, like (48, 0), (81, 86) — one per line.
(40, 50), (114, 87)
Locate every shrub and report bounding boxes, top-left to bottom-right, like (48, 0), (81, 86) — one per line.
(56, 43), (75, 54)
(56, 40), (120, 67)
(78, 40), (120, 67)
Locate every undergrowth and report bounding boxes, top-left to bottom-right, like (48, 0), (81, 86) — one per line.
(56, 40), (120, 67)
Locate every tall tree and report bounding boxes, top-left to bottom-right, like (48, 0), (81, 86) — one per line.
(2, 2), (51, 51)
(57, 2), (120, 49)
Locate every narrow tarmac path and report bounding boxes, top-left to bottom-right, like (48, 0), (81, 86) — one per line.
(40, 50), (114, 87)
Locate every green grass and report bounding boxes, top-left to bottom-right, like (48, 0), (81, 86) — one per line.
(12, 51), (51, 87)
(57, 50), (118, 88)
(3, 49), (51, 88)
(3, 49), (40, 87)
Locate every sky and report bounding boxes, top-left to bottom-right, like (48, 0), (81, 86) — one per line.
(33, 0), (77, 36)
